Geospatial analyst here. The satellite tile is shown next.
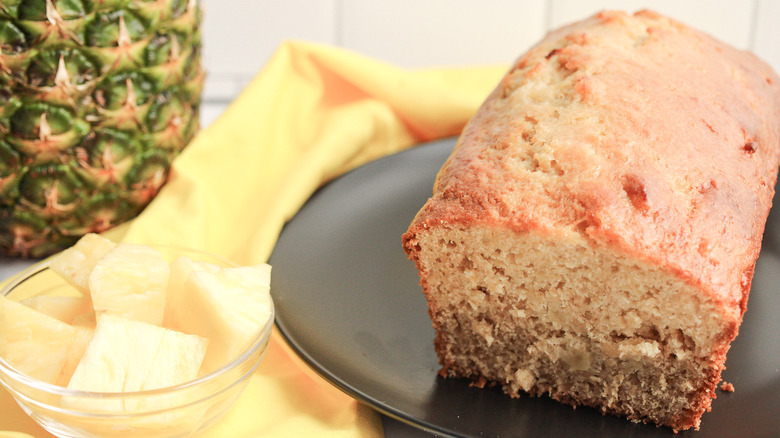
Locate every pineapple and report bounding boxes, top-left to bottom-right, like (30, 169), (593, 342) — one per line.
(0, 0), (204, 258)
(57, 324), (93, 386)
(0, 295), (79, 384)
(49, 232), (116, 293)
(88, 242), (169, 325)
(3, 236), (274, 400)
(65, 314), (208, 412)
(163, 254), (219, 328)
(166, 260), (272, 373)
(20, 294), (91, 323)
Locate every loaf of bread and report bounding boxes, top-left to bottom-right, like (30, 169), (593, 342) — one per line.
(402, 10), (780, 431)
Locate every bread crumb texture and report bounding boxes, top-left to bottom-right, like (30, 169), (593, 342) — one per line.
(403, 9), (780, 432)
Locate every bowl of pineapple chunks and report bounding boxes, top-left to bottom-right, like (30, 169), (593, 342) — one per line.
(0, 234), (275, 438)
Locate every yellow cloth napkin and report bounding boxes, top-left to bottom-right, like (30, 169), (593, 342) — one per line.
(1, 40), (506, 437)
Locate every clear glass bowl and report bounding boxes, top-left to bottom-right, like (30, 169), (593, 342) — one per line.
(0, 246), (274, 438)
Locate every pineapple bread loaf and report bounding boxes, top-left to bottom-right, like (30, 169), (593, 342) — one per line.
(402, 9), (780, 431)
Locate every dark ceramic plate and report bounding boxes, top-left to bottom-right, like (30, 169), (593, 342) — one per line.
(268, 138), (780, 438)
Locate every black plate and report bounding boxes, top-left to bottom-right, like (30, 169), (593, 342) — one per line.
(268, 138), (780, 438)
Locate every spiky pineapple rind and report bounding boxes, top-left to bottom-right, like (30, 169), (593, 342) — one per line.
(0, 0), (203, 258)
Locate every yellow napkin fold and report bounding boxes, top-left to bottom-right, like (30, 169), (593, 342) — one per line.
(1, 40), (506, 437)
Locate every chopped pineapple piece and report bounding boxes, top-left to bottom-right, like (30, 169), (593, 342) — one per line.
(88, 244), (169, 326)
(163, 256), (221, 330)
(144, 329), (210, 392)
(20, 295), (91, 325)
(70, 311), (97, 329)
(49, 233), (117, 294)
(167, 263), (272, 373)
(65, 314), (208, 412)
(56, 326), (94, 387)
(0, 296), (79, 384)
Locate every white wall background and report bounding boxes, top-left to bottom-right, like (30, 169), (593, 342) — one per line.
(199, 0), (779, 104)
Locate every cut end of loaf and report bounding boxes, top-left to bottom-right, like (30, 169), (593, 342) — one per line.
(403, 224), (737, 431)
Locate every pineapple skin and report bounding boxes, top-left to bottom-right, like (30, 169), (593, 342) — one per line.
(0, 0), (204, 257)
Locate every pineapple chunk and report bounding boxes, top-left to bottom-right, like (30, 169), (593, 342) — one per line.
(88, 243), (169, 326)
(65, 314), (208, 412)
(55, 326), (95, 386)
(144, 329), (211, 392)
(49, 233), (116, 294)
(0, 296), (79, 384)
(163, 256), (221, 329)
(71, 311), (97, 329)
(167, 263), (272, 373)
(20, 295), (91, 324)
(56, 325), (94, 387)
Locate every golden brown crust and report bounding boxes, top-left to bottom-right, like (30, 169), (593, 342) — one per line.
(408, 9), (780, 318)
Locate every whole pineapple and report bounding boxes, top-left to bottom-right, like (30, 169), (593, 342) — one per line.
(0, 0), (203, 258)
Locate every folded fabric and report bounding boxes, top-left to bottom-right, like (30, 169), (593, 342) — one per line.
(0, 40), (506, 437)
